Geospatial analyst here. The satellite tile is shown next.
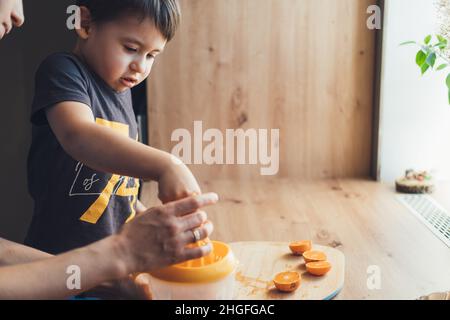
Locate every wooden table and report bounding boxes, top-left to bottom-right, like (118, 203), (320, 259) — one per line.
(141, 178), (450, 300)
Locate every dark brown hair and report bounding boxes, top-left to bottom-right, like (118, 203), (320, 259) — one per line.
(76, 0), (181, 41)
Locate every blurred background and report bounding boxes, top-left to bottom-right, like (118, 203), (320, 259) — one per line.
(147, 0), (378, 181)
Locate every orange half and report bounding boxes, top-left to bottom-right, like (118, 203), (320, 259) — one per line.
(289, 240), (312, 255)
(273, 271), (301, 292)
(306, 261), (332, 276)
(302, 250), (327, 264)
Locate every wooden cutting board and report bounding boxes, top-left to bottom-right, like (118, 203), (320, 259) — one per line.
(229, 241), (345, 300)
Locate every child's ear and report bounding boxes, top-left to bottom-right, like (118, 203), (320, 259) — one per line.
(75, 6), (93, 40)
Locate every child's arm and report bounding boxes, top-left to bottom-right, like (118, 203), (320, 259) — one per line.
(46, 101), (201, 202)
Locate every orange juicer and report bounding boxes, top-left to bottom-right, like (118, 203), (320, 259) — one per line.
(148, 240), (238, 300)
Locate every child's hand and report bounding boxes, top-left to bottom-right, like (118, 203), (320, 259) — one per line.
(157, 161), (202, 204)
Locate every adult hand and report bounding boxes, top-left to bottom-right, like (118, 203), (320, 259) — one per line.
(0, 0), (24, 40)
(116, 192), (218, 275)
(157, 160), (202, 204)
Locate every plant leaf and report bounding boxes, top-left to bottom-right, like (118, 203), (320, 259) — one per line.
(426, 52), (436, 67)
(437, 63), (448, 71)
(421, 63), (430, 75)
(422, 45), (433, 55)
(424, 35), (432, 44)
(436, 35), (448, 49)
(400, 41), (416, 46)
(416, 50), (427, 67)
(446, 73), (450, 89)
(434, 41), (448, 49)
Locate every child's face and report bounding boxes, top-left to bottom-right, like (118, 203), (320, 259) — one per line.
(77, 15), (167, 93)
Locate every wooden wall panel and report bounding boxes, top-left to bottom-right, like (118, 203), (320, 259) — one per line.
(147, 0), (377, 180)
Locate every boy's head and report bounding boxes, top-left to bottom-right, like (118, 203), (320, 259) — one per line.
(74, 0), (181, 93)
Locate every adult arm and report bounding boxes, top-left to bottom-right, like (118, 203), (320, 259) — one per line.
(0, 193), (217, 299)
(0, 238), (52, 267)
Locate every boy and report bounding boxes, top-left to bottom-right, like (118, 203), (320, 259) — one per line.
(25, 0), (207, 254)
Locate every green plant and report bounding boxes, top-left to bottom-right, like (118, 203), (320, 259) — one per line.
(401, 35), (450, 104)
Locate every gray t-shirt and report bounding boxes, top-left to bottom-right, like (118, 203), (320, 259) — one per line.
(25, 52), (140, 254)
